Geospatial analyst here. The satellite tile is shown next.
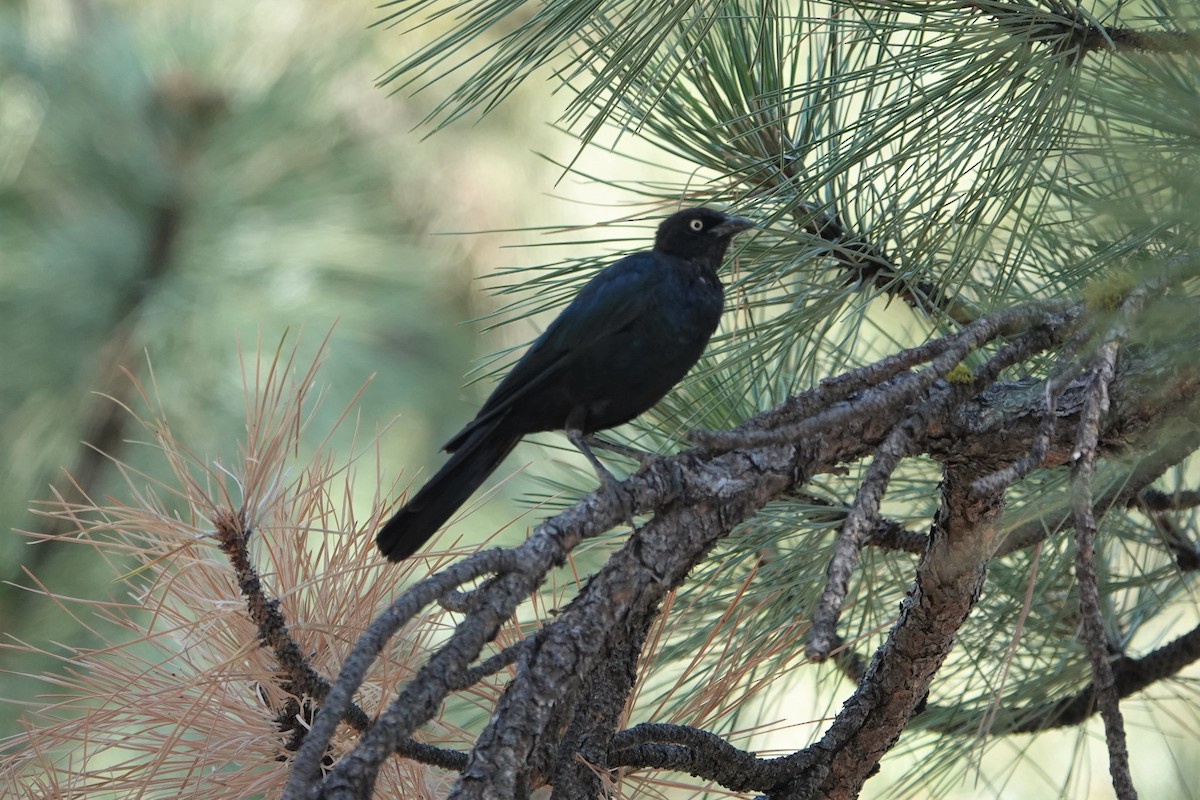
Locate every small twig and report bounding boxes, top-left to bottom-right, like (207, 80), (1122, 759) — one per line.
(1070, 287), (1149, 799)
(437, 587), (476, 612)
(970, 386), (1061, 496)
(790, 493), (928, 555)
(695, 303), (1070, 453)
(969, 320), (1092, 496)
(213, 509), (363, 722)
(1133, 504), (1200, 571)
(1071, 337), (1138, 800)
(283, 547), (527, 797)
(213, 509), (469, 771)
(827, 636), (871, 685)
(808, 419), (917, 660)
(609, 723), (816, 792)
(438, 572), (507, 613)
(446, 640), (528, 692)
(864, 518), (929, 555)
(1132, 486), (1200, 570)
(791, 200), (961, 320)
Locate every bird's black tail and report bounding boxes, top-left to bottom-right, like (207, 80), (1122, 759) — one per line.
(375, 421), (519, 562)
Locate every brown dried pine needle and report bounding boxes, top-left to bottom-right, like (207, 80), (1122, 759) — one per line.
(0, 334), (506, 799)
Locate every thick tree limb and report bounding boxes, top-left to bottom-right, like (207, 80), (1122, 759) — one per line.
(449, 447), (801, 799)
(774, 465), (1006, 800)
(546, 630), (646, 799)
(283, 300), (1200, 799)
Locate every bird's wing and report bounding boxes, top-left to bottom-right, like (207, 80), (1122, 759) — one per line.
(449, 253), (661, 443)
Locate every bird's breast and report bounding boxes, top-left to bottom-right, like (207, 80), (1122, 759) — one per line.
(660, 265), (723, 340)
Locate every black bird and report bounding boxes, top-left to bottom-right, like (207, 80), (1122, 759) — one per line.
(376, 207), (754, 561)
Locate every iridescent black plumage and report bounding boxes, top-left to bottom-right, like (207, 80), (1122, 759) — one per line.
(376, 208), (753, 561)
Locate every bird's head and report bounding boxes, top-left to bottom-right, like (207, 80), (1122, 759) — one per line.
(653, 207), (755, 265)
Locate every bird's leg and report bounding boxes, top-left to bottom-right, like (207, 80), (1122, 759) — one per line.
(566, 429), (637, 530)
(566, 429), (622, 489)
(582, 434), (658, 466)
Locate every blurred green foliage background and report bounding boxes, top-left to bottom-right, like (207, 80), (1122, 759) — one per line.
(6, 2), (1200, 797)
(0, 0), (596, 738)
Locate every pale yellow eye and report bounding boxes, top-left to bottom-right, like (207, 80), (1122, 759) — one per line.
(689, 219), (704, 231)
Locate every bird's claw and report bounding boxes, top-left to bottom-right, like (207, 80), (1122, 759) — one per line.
(568, 429), (640, 530)
(583, 434), (657, 466)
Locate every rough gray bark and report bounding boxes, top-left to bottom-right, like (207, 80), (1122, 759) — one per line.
(278, 298), (1200, 800)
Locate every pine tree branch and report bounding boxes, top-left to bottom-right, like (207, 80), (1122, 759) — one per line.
(446, 641), (528, 692)
(1071, 337), (1138, 798)
(285, 547), (533, 798)
(1009, 620), (1200, 733)
(285, 299), (1200, 798)
(998, 428), (1200, 557)
(692, 301), (1076, 453)
(214, 508), (470, 772)
(609, 722), (813, 791)
(973, 1), (1200, 56)
(906, 618), (1200, 736)
(779, 464), (1008, 799)
(809, 305), (1078, 659)
(447, 451), (802, 799)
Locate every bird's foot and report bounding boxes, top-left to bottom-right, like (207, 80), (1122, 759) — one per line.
(568, 429), (639, 530)
(583, 434), (657, 466)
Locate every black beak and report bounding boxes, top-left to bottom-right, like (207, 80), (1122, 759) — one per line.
(712, 215), (756, 236)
